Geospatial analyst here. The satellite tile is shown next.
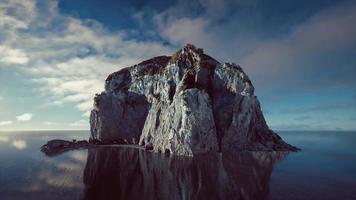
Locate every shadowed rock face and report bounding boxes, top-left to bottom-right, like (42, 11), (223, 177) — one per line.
(83, 147), (288, 200)
(90, 44), (299, 156)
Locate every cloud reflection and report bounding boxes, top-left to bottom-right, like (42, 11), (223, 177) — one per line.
(12, 140), (27, 150)
(0, 136), (10, 142)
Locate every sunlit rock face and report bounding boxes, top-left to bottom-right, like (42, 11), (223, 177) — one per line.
(90, 44), (299, 156)
(83, 147), (287, 200)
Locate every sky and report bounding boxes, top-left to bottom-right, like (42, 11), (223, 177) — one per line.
(0, 0), (355, 131)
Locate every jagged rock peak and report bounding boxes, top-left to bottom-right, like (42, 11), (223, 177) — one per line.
(105, 44), (218, 83)
(90, 44), (300, 156)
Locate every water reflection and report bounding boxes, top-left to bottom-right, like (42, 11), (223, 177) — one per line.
(12, 140), (27, 150)
(0, 135), (27, 150)
(83, 147), (287, 200)
(0, 135), (10, 142)
(1, 131), (354, 200)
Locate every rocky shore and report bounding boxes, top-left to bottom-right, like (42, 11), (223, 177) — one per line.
(41, 139), (152, 157)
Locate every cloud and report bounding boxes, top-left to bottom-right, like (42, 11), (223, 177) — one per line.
(16, 113), (33, 121)
(32, 77), (103, 112)
(12, 140), (27, 150)
(0, 0), (37, 30)
(0, 121), (13, 126)
(0, 0), (174, 116)
(76, 101), (93, 111)
(153, 0), (266, 60)
(239, 3), (356, 83)
(70, 119), (88, 127)
(0, 45), (29, 64)
(153, 1), (356, 94)
(43, 121), (54, 125)
(156, 17), (209, 48)
(1, 0), (355, 131)
(0, 96), (3, 101)
(82, 111), (91, 118)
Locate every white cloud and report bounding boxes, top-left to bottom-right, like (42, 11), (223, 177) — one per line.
(0, 96), (3, 101)
(76, 101), (93, 111)
(0, 121), (13, 126)
(43, 121), (54, 125)
(0, 45), (29, 64)
(3, 0), (353, 132)
(0, 0), (174, 117)
(70, 119), (88, 127)
(0, 0), (37, 30)
(82, 111), (91, 118)
(12, 140), (27, 150)
(16, 113), (33, 121)
(157, 17), (211, 48)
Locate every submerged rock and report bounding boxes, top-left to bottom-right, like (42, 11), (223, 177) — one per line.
(90, 44), (300, 156)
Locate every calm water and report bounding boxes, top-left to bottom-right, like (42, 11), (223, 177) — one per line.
(0, 131), (355, 200)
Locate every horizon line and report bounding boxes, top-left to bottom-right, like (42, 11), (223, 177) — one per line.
(0, 129), (355, 132)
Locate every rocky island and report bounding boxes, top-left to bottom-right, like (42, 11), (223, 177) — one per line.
(90, 44), (299, 156)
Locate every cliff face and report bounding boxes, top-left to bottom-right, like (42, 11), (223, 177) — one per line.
(90, 44), (299, 156)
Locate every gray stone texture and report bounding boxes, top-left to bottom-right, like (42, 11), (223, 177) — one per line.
(90, 44), (299, 156)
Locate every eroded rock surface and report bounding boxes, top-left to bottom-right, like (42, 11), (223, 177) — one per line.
(90, 44), (299, 156)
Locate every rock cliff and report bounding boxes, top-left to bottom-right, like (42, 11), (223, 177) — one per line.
(90, 44), (299, 156)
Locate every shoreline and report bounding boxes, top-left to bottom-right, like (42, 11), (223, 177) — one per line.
(91, 144), (145, 150)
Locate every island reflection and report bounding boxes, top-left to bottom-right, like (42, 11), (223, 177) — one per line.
(83, 147), (287, 200)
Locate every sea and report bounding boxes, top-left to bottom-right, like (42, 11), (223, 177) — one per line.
(0, 131), (355, 200)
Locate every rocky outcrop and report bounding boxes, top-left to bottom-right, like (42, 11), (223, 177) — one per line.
(41, 139), (90, 157)
(90, 44), (299, 156)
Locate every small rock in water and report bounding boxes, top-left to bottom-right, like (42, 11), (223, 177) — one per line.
(41, 139), (89, 157)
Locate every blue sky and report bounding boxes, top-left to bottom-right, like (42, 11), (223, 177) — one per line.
(0, 0), (355, 131)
